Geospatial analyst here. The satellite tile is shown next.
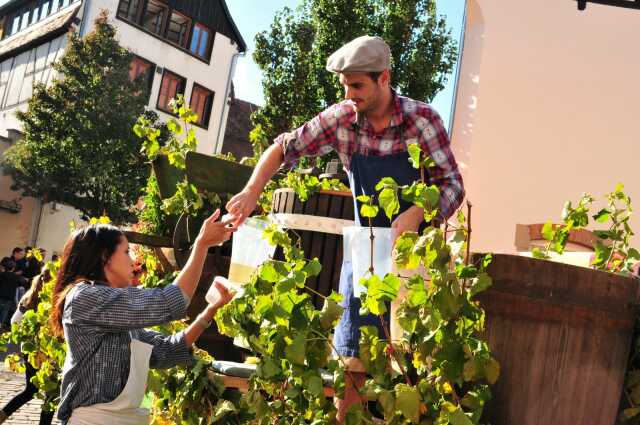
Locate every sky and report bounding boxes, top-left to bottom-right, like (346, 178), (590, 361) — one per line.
(226, 0), (466, 128)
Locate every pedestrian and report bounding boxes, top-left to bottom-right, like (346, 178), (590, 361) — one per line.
(10, 248), (26, 276)
(24, 248), (45, 280)
(0, 268), (55, 425)
(225, 36), (465, 422)
(51, 210), (236, 424)
(0, 257), (24, 329)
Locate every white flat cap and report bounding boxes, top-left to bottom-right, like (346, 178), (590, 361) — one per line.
(326, 35), (391, 74)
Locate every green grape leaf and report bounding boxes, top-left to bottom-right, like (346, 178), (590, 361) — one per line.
(305, 374), (324, 397)
(320, 298), (344, 330)
(541, 221), (556, 241)
(408, 143), (422, 169)
(484, 357), (500, 384)
(374, 177), (399, 191)
(360, 203), (379, 218)
(284, 333), (306, 365)
(378, 187), (399, 220)
(593, 208), (611, 223)
(470, 272), (492, 297)
(303, 258), (322, 277)
(394, 383), (420, 423)
(531, 247), (548, 259)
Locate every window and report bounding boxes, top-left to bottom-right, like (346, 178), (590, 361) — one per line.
(117, 0), (141, 22)
(142, 0), (168, 36)
(189, 23), (211, 59)
(10, 14), (20, 35)
(20, 10), (30, 30)
(129, 56), (155, 95)
(31, 4), (41, 23)
(189, 83), (214, 128)
(2, 0), (78, 39)
(40, 1), (51, 18)
(157, 69), (185, 113)
(166, 10), (191, 47)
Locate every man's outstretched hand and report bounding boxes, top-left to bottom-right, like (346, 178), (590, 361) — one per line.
(225, 188), (260, 227)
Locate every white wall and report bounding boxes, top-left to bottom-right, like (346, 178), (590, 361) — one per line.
(83, 0), (240, 155)
(450, 0), (640, 254)
(35, 202), (85, 256)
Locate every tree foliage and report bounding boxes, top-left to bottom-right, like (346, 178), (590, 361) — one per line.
(251, 0), (458, 152)
(2, 11), (151, 223)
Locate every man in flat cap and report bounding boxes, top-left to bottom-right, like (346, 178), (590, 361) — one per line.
(227, 35), (464, 421)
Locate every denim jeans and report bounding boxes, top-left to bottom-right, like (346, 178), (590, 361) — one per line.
(333, 261), (390, 358)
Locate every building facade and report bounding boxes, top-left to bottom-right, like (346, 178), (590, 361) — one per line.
(450, 0), (639, 254)
(0, 0), (246, 257)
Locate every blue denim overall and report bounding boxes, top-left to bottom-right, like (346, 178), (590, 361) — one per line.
(333, 128), (426, 357)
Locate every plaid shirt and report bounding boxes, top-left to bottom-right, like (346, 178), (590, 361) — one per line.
(57, 282), (194, 421)
(275, 92), (465, 219)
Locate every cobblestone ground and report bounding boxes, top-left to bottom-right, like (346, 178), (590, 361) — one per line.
(0, 345), (61, 425)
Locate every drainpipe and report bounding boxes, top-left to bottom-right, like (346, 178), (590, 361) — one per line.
(29, 199), (44, 247)
(215, 49), (245, 154)
(447, 0), (468, 135)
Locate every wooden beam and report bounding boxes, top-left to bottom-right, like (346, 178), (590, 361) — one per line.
(123, 231), (173, 248)
(578, 0), (640, 10)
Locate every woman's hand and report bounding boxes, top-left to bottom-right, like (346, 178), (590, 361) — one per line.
(208, 279), (235, 312)
(194, 209), (237, 248)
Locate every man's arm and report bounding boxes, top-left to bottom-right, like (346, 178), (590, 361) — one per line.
(227, 104), (345, 225)
(226, 143), (284, 226)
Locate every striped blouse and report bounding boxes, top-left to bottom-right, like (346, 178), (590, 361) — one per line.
(57, 282), (194, 421)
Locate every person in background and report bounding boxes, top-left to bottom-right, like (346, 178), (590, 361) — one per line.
(10, 248), (26, 276)
(24, 248), (45, 281)
(0, 257), (25, 330)
(0, 269), (55, 425)
(51, 210), (236, 424)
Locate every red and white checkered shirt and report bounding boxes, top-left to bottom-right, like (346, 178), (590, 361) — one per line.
(275, 92), (465, 220)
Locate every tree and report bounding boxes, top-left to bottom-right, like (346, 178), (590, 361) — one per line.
(2, 11), (151, 223)
(250, 0), (458, 153)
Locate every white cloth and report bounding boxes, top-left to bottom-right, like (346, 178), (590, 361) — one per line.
(10, 307), (23, 325)
(342, 226), (396, 297)
(68, 335), (153, 425)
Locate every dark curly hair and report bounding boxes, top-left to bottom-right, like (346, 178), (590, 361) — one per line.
(51, 224), (124, 336)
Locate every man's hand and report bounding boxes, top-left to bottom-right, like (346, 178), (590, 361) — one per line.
(391, 206), (424, 239)
(226, 188), (260, 227)
(194, 209), (237, 248)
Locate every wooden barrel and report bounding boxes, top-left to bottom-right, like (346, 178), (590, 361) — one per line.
(271, 188), (354, 308)
(476, 254), (640, 425)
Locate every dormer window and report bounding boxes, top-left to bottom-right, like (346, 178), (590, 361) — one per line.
(166, 10), (191, 48)
(189, 23), (211, 59)
(116, 0), (141, 23)
(142, 0), (167, 36)
(1, 0), (79, 40)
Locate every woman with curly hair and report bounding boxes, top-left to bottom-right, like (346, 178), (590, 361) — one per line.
(51, 210), (235, 424)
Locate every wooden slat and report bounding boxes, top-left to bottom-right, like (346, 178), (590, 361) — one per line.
(152, 155), (185, 199)
(271, 213), (354, 236)
(476, 253), (640, 425)
(186, 151), (253, 195)
(123, 231), (172, 248)
(215, 373), (335, 398)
